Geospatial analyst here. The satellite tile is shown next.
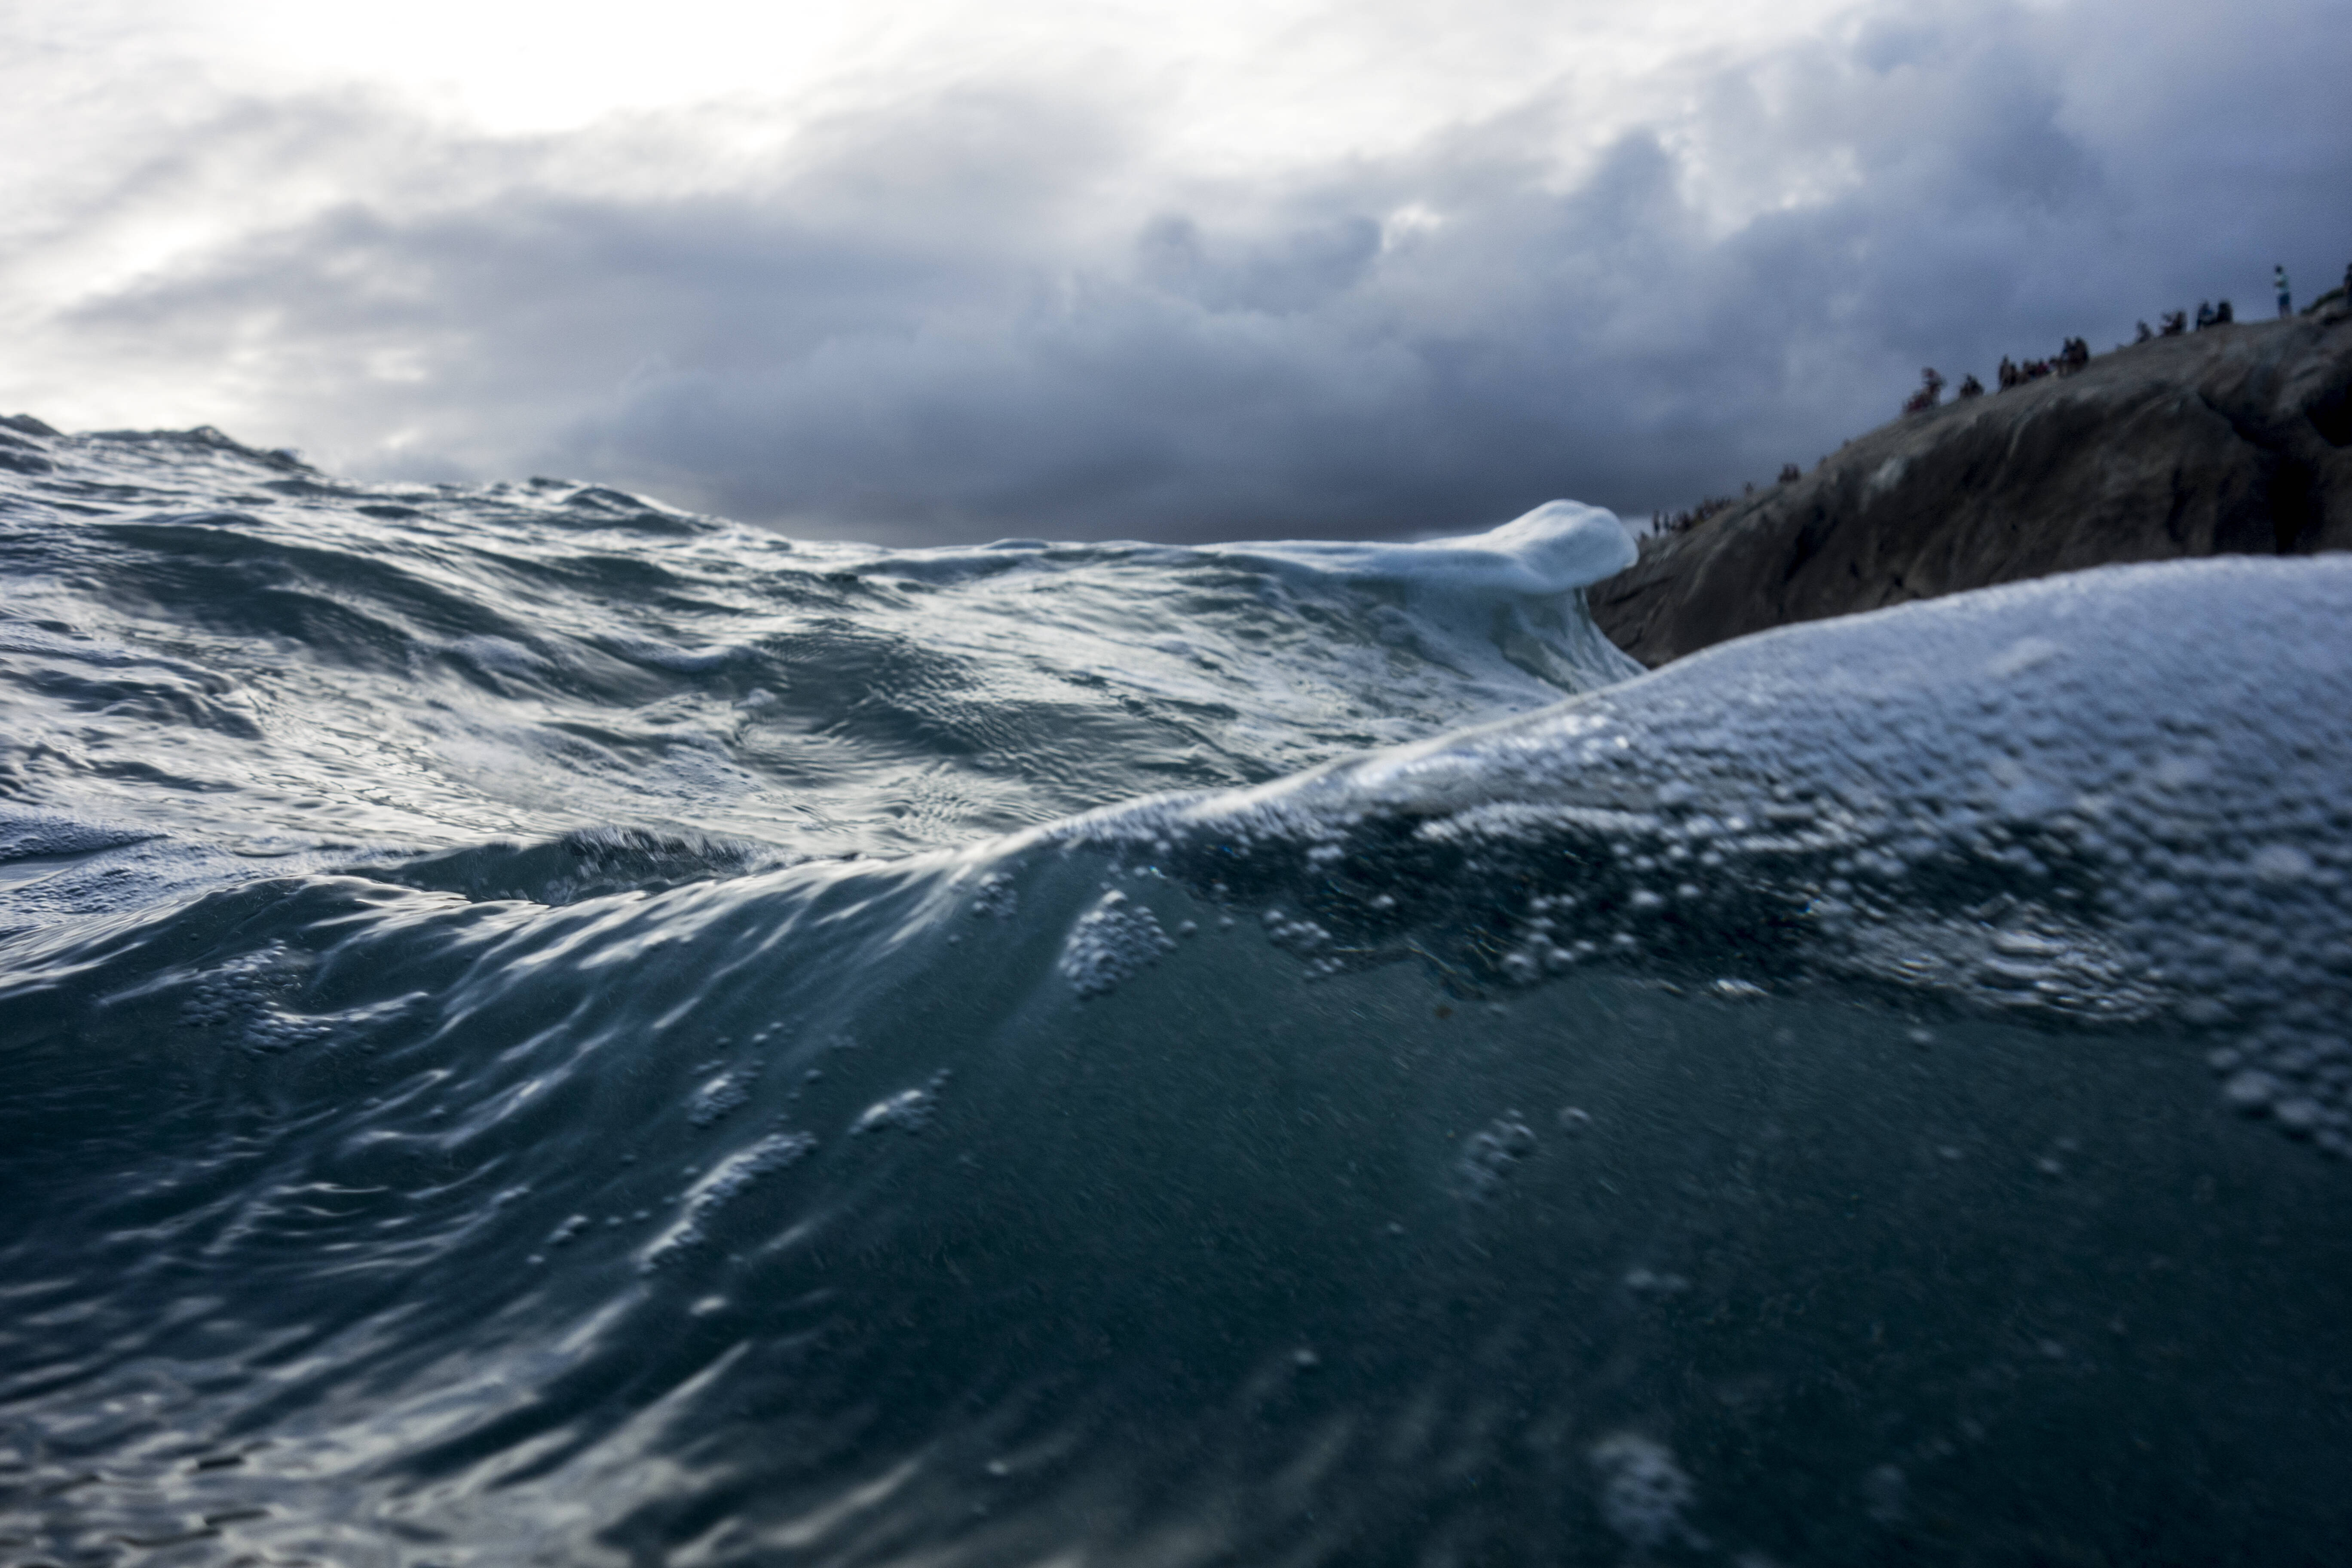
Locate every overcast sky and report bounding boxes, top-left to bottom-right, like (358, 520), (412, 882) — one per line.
(5, 0), (2347, 544)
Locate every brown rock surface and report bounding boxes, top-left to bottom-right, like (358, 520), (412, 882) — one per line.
(1589, 310), (2352, 665)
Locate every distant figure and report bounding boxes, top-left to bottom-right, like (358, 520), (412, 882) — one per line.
(1661, 495), (1738, 534)
(2160, 310), (2187, 337)
(2214, 299), (2233, 324)
(1902, 367), (1946, 415)
(2135, 321), (2153, 344)
(2059, 337), (2090, 374)
(1997, 355), (2020, 390)
(1957, 373), (1984, 398)
(2195, 301), (2215, 330)
(1778, 462), (1802, 484)
(2276, 265), (2291, 318)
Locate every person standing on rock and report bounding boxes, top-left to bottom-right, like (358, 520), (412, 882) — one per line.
(2276, 265), (2292, 318)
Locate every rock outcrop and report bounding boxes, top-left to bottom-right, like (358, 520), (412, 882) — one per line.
(1590, 310), (2352, 665)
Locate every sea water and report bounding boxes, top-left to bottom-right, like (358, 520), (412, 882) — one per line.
(2, 420), (2347, 1565)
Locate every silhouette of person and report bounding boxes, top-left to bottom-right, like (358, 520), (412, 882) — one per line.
(2276, 265), (2291, 318)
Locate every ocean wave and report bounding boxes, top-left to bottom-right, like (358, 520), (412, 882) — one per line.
(1, 428), (1635, 863)
(3, 423), (2348, 1564)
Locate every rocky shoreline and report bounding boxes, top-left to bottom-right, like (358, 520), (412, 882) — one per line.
(1590, 309), (2352, 666)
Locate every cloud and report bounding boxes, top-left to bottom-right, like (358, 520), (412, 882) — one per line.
(8, 0), (2350, 545)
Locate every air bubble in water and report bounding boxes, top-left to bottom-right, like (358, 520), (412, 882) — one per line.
(1059, 891), (1176, 998)
(1589, 1434), (1696, 1550)
(1457, 1113), (1537, 1199)
(2224, 1070), (2282, 1112)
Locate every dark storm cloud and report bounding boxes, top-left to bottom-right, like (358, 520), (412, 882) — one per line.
(41, 0), (2352, 544)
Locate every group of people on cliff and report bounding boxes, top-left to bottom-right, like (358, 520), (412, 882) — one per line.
(1650, 494), (1739, 536)
(1994, 337), (2091, 391)
(1661, 259), (2350, 537)
(1650, 462), (1814, 534)
(2131, 262), (2349, 341)
(1904, 325), (2110, 413)
(2140, 300), (2232, 340)
(1899, 260), (2351, 420)
(1903, 333), (2096, 415)
(1901, 358), (2009, 413)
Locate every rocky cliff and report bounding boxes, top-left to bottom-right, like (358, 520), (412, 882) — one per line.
(1589, 310), (2352, 665)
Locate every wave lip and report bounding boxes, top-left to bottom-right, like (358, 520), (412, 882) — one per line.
(1218, 497), (1639, 597)
(1206, 498), (1647, 695)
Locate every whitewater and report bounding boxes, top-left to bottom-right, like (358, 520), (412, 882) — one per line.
(3, 417), (2348, 1565)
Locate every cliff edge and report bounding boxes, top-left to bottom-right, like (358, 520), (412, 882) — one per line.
(1589, 310), (2352, 665)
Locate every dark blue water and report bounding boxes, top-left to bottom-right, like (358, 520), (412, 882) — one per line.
(4, 419), (2348, 1565)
